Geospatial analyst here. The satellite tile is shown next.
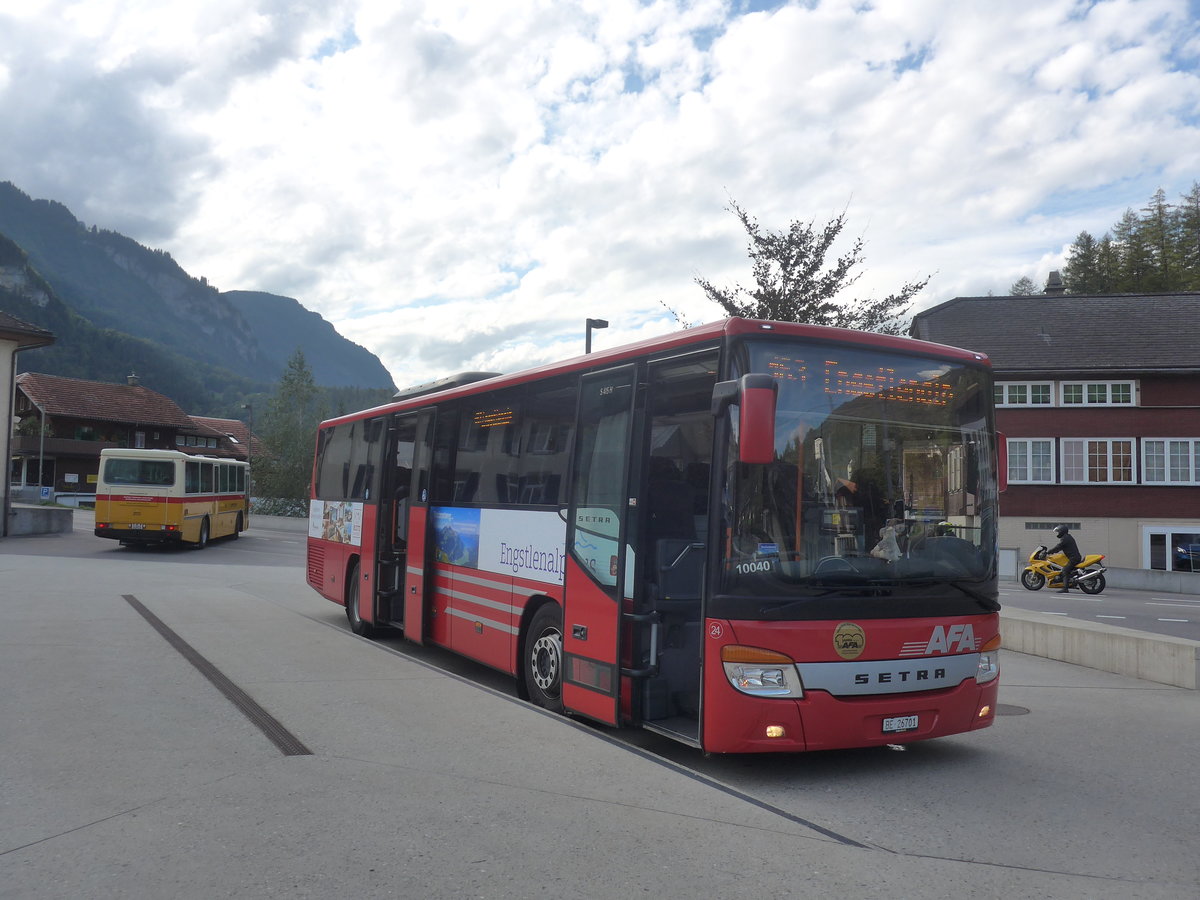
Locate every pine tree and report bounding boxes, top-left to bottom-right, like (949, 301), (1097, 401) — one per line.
(1140, 188), (1175, 291)
(254, 349), (325, 512)
(693, 200), (929, 335)
(1094, 234), (1121, 292)
(1112, 209), (1152, 292)
(1175, 182), (1200, 289)
(1062, 232), (1100, 293)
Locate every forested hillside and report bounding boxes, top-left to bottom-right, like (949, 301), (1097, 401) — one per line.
(0, 182), (395, 406)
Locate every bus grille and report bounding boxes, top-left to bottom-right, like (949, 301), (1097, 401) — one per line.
(307, 545), (325, 588)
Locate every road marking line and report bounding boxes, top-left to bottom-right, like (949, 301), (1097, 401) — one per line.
(1157, 618), (1190, 623)
(1041, 611), (1069, 616)
(1148, 602), (1200, 609)
(1151, 597), (1200, 604)
(1096, 614), (1126, 619)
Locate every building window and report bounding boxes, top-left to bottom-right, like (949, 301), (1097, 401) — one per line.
(995, 382), (1053, 406)
(1061, 438), (1134, 484)
(1060, 381), (1134, 406)
(1007, 438), (1055, 483)
(135, 431), (146, 449)
(1142, 438), (1200, 485)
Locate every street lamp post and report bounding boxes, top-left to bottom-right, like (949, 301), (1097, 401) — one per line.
(585, 318), (608, 354)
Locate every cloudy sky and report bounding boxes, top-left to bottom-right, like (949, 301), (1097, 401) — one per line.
(2, 0), (1199, 389)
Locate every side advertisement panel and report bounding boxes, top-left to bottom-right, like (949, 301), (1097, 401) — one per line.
(432, 506), (567, 585)
(309, 499), (364, 547)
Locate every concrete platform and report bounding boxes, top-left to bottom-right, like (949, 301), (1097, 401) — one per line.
(1002, 606), (1200, 690)
(5, 502), (74, 536)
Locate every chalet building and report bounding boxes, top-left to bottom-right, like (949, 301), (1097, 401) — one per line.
(911, 287), (1200, 586)
(2, 313), (55, 530)
(10, 372), (258, 507)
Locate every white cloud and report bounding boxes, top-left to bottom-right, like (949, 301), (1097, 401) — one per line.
(1, 0), (1198, 388)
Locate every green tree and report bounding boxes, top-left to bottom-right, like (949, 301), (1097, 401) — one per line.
(1175, 181), (1200, 289)
(1113, 208), (1152, 291)
(693, 200), (930, 335)
(1094, 234), (1121, 292)
(254, 349), (325, 513)
(1009, 276), (1037, 295)
(1140, 188), (1175, 291)
(1062, 231), (1101, 293)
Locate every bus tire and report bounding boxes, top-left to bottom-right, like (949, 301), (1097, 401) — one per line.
(524, 603), (564, 712)
(231, 513), (243, 539)
(196, 517), (210, 550)
(346, 560), (374, 637)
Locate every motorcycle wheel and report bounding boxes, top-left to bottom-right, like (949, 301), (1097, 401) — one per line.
(1021, 569), (1045, 591)
(1078, 572), (1106, 595)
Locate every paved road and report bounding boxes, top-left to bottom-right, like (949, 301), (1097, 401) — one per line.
(1, 516), (1198, 898)
(1000, 581), (1200, 642)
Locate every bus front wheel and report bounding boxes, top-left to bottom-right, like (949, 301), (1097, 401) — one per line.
(524, 603), (563, 712)
(196, 517), (210, 550)
(232, 513), (243, 539)
(346, 561), (374, 637)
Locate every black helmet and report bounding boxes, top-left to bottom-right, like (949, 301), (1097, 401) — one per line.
(1053, 525), (1069, 538)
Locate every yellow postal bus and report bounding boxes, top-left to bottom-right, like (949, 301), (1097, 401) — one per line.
(94, 448), (249, 548)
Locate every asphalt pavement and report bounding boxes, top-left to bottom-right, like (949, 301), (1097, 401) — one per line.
(1, 515), (1198, 898)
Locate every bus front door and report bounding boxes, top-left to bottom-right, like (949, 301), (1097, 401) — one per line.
(634, 351), (718, 746)
(562, 365), (637, 726)
(378, 409), (436, 642)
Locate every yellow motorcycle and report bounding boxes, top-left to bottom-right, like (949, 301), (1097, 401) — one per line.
(1020, 545), (1107, 594)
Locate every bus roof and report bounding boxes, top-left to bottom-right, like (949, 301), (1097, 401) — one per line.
(99, 448), (247, 463)
(323, 317), (991, 428)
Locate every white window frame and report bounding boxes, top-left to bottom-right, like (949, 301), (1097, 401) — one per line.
(1059, 381), (1135, 407)
(1060, 437), (1135, 484)
(1006, 438), (1056, 483)
(994, 382), (1054, 407)
(1141, 438), (1200, 485)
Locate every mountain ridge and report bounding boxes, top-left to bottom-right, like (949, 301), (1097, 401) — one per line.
(0, 181), (396, 403)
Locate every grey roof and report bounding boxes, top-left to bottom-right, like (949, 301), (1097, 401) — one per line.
(909, 293), (1200, 375)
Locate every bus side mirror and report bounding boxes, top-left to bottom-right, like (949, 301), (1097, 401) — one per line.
(711, 375), (778, 465)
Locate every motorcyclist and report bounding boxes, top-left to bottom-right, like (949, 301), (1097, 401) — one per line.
(1049, 525), (1082, 592)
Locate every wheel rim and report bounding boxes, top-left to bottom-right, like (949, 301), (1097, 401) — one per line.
(530, 627), (562, 695)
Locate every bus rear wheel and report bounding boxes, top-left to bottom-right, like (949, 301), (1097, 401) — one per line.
(524, 603), (563, 712)
(346, 561), (374, 637)
(196, 517), (210, 550)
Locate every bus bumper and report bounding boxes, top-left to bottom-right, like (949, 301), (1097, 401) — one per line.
(701, 677), (998, 754)
(94, 526), (183, 545)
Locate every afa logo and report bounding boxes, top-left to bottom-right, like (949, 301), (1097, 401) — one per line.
(832, 622), (866, 660)
(900, 623), (979, 657)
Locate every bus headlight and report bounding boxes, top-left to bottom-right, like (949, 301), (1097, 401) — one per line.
(721, 645), (804, 698)
(975, 635), (1001, 684)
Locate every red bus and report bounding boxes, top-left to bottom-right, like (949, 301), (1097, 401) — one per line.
(306, 318), (1002, 753)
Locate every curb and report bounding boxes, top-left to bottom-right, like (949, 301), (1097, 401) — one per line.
(1001, 607), (1200, 689)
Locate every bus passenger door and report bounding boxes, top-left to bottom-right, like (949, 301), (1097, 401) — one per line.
(563, 365), (637, 725)
(635, 351), (718, 745)
(379, 409), (436, 642)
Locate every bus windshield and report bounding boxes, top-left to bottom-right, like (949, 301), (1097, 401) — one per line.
(716, 339), (999, 620)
